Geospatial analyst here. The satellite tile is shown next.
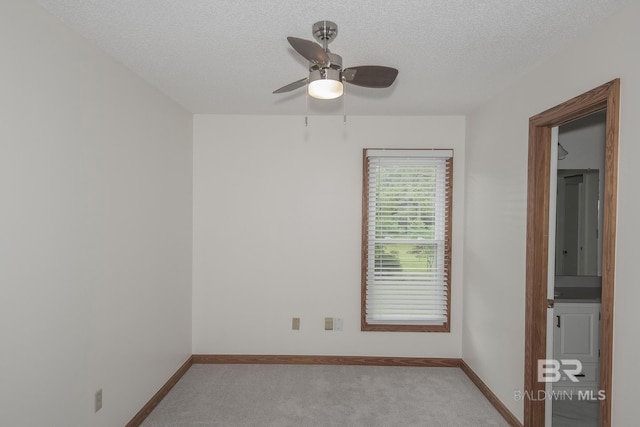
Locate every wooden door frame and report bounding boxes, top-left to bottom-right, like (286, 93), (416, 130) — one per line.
(524, 79), (620, 426)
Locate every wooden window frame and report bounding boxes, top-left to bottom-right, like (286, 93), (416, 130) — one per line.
(361, 149), (453, 332)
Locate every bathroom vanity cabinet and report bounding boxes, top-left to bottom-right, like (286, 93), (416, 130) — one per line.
(552, 302), (601, 392)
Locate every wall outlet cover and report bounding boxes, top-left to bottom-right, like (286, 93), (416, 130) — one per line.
(324, 317), (333, 330)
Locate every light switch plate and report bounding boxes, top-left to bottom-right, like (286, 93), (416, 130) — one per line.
(334, 318), (343, 331)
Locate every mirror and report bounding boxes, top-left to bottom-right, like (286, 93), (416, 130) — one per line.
(555, 169), (599, 275)
(555, 110), (606, 276)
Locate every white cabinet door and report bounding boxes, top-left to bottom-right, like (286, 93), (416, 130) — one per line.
(553, 303), (600, 364)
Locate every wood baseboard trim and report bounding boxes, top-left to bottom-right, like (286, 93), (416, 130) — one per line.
(192, 354), (463, 367)
(460, 360), (523, 427)
(125, 355), (194, 427)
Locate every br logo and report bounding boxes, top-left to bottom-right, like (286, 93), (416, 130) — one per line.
(537, 359), (582, 383)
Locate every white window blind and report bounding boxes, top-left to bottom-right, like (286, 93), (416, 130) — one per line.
(364, 149), (452, 328)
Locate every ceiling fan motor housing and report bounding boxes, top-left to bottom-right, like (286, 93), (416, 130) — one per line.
(309, 68), (341, 85)
(309, 52), (342, 72)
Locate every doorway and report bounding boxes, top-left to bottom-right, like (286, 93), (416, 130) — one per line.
(524, 80), (620, 427)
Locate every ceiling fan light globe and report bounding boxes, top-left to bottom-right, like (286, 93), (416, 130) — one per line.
(308, 68), (343, 99)
(308, 79), (343, 99)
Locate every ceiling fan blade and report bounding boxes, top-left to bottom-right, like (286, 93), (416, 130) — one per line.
(287, 37), (330, 67)
(343, 66), (398, 88)
(273, 77), (308, 94)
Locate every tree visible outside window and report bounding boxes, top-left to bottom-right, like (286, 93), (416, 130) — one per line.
(361, 149), (452, 332)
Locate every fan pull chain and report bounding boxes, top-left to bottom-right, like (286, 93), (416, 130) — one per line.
(305, 82), (309, 126)
(343, 80), (347, 124)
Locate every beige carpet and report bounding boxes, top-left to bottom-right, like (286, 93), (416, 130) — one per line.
(140, 364), (509, 427)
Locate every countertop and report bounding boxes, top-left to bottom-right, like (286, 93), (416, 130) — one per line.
(554, 286), (601, 303)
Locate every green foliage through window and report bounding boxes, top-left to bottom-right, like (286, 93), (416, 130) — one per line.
(363, 149), (452, 330)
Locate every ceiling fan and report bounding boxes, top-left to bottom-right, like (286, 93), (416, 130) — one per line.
(273, 21), (399, 100)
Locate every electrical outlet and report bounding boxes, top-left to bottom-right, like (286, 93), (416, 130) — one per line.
(292, 317), (300, 330)
(324, 317), (333, 330)
(334, 318), (343, 331)
(95, 389), (102, 413)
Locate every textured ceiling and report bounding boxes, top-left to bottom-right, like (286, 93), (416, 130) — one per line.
(36, 0), (633, 115)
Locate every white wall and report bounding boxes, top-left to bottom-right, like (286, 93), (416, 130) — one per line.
(193, 115), (465, 357)
(463, 2), (640, 423)
(0, 2), (192, 426)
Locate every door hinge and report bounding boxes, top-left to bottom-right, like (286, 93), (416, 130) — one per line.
(547, 299), (554, 308)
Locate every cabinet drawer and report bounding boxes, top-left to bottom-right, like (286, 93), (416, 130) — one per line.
(554, 362), (598, 388)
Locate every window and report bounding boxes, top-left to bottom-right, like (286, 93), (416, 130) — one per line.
(361, 149), (453, 332)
